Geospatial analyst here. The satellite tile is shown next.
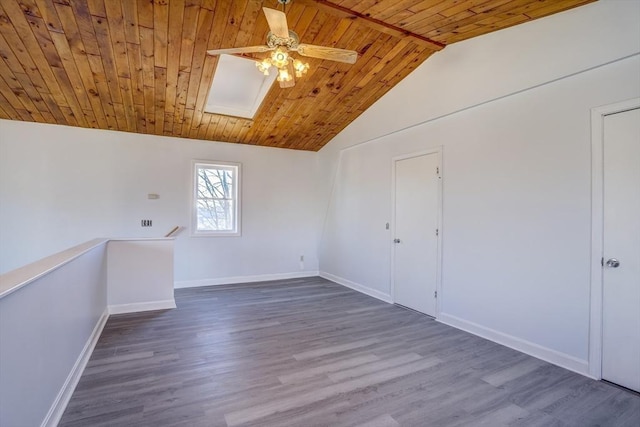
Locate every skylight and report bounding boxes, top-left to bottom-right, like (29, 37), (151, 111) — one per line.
(204, 55), (277, 119)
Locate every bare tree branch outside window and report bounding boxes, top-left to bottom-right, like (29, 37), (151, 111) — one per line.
(195, 164), (239, 233)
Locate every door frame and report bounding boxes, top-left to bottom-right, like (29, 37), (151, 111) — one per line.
(390, 147), (443, 318)
(589, 98), (640, 379)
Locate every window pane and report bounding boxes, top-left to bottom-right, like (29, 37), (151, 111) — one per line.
(196, 199), (234, 231)
(193, 162), (240, 235)
(197, 167), (234, 199)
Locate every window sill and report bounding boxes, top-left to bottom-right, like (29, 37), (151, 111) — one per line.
(190, 231), (242, 238)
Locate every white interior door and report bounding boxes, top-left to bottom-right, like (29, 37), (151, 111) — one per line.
(602, 107), (640, 392)
(393, 153), (439, 316)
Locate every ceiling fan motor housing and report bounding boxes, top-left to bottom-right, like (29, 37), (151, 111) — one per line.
(266, 30), (300, 50)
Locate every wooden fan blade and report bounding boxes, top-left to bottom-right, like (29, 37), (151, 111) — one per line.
(295, 44), (358, 64)
(206, 46), (272, 56)
(263, 7), (289, 39)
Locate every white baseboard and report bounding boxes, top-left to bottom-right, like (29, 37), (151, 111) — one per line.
(319, 271), (393, 304)
(174, 271), (320, 289)
(41, 308), (109, 427)
(108, 299), (176, 315)
(437, 312), (591, 378)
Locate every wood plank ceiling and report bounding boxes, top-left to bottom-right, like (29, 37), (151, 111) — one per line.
(0, 0), (594, 151)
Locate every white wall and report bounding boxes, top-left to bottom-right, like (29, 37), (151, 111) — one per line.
(107, 239), (176, 313)
(0, 241), (107, 427)
(318, 0), (640, 372)
(324, 0), (640, 154)
(0, 123), (320, 281)
(0, 237), (182, 426)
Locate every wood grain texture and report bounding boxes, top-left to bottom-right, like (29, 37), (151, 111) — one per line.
(59, 277), (639, 426)
(0, 0), (595, 150)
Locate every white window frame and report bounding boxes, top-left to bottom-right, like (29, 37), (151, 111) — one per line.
(191, 160), (242, 237)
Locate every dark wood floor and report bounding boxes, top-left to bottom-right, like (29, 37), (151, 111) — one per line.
(60, 277), (639, 427)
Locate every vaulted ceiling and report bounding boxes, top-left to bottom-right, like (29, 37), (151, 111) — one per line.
(0, 0), (594, 151)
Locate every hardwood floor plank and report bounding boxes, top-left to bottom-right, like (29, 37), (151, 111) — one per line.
(225, 357), (444, 426)
(279, 354), (380, 385)
(353, 414), (400, 427)
(60, 277), (640, 427)
(292, 338), (380, 361)
(327, 353), (427, 382)
(481, 357), (547, 387)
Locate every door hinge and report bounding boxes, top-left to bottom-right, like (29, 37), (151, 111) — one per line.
(435, 228), (439, 236)
(434, 291), (437, 298)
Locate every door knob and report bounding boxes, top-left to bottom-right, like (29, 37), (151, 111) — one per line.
(393, 238), (401, 244)
(606, 258), (620, 268)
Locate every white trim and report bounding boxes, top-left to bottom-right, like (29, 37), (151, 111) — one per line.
(0, 239), (108, 299)
(589, 97), (640, 379)
(41, 308), (109, 427)
(108, 237), (176, 241)
(175, 271), (320, 289)
(319, 272), (590, 377)
(390, 147), (443, 317)
(320, 271), (393, 304)
(108, 299), (176, 315)
(438, 312), (591, 378)
(191, 160), (242, 237)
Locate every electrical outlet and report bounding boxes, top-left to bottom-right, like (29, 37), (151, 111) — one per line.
(141, 219), (152, 227)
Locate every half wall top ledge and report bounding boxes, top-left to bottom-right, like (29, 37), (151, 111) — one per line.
(0, 0), (595, 151)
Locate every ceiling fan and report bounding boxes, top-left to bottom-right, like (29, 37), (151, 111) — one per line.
(206, 0), (358, 88)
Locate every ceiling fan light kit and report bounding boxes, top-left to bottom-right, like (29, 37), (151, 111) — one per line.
(293, 60), (311, 77)
(255, 46), (310, 84)
(207, 6), (358, 89)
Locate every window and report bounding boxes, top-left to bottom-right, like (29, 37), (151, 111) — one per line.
(192, 161), (241, 236)
(204, 54), (277, 119)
